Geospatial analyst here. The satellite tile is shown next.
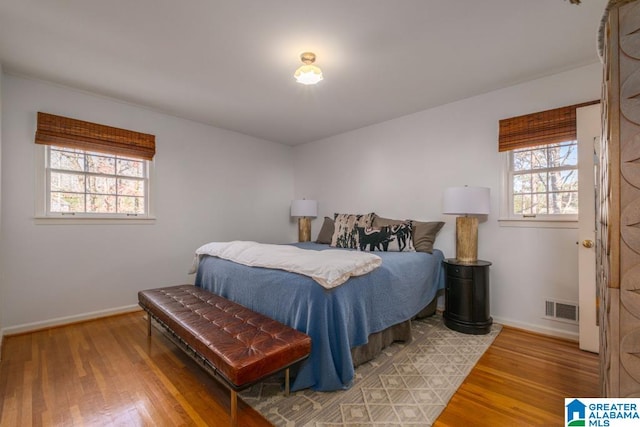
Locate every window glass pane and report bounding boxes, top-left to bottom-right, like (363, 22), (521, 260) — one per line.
(50, 192), (85, 213)
(118, 196), (145, 214)
(548, 142), (578, 167)
(513, 151), (531, 171)
(550, 170), (578, 192)
(87, 195), (117, 213)
(86, 154), (115, 174)
(531, 193), (548, 215)
(514, 194), (532, 215)
(116, 158), (144, 177)
(513, 195), (523, 214)
(51, 149), (85, 171)
(549, 192), (578, 214)
(50, 172), (85, 192)
(531, 148), (548, 169)
(532, 172), (548, 192)
(86, 150), (109, 157)
(86, 176), (116, 194)
(513, 174), (532, 194)
(118, 178), (144, 197)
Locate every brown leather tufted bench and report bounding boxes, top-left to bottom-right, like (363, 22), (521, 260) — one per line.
(138, 285), (311, 426)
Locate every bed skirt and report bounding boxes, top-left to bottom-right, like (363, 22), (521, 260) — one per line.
(351, 297), (438, 367)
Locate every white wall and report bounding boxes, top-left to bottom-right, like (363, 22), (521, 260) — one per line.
(0, 73), (296, 332)
(0, 63), (604, 339)
(293, 62), (602, 339)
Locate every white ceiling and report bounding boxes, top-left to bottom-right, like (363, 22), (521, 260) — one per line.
(0, 0), (607, 146)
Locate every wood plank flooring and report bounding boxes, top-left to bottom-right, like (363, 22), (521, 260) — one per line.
(434, 326), (599, 426)
(0, 311), (598, 426)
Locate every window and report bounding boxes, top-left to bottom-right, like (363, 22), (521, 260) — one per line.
(47, 145), (149, 216)
(498, 101), (597, 225)
(509, 141), (578, 217)
(34, 112), (155, 222)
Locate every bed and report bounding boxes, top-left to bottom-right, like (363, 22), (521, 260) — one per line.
(193, 241), (445, 392)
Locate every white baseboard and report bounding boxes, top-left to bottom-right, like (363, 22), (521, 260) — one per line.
(492, 315), (579, 342)
(0, 307), (580, 358)
(1, 304), (142, 337)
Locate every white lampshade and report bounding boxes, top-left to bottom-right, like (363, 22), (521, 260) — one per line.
(291, 199), (318, 217)
(443, 187), (490, 215)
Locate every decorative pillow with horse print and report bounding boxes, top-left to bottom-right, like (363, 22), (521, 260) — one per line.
(356, 223), (415, 252)
(331, 213), (375, 249)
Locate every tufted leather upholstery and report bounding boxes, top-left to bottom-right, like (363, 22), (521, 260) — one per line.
(138, 285), (311, 389)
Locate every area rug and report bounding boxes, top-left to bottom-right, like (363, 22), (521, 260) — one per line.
(240, 315), (501, 426)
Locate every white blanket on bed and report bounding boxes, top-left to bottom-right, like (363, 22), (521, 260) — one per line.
(189, 241), (382, 289)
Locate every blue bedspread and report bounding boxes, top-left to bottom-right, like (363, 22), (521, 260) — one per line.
(194, 242), (445, 391)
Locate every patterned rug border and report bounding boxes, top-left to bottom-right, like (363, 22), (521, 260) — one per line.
(241, 315), (501, 426)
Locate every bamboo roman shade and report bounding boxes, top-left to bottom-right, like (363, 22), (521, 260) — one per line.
(35, 112), (155, 160)
(498, 100), (599, 152)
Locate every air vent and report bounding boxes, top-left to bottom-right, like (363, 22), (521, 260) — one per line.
(545, 300), (555, 317)
(544, 299), (579, 324)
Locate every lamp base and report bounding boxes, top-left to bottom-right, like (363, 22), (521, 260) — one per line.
(456, 216), (478, 263)
(298, 217), (311, 242)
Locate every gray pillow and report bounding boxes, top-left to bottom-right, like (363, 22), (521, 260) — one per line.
(411, 220), (445, 254)
(372, 216), (408, 228)
(315, 217), (335, 244)
(373, 215), (444, 253)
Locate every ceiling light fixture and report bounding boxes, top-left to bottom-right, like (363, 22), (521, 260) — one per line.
(294, 52), (323, 85)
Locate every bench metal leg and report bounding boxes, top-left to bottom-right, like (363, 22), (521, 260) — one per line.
(230, 389), (237, 427)
(147, 313), (152, 337)
(285, 368), (290, 396)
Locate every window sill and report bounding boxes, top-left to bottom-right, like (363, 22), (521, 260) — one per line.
(498, 217), (578, 229)
(34, 216), (156, 225)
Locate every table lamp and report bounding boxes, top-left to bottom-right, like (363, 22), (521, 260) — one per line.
(443, 186), (490, 263)
(291, 199), (318, 242)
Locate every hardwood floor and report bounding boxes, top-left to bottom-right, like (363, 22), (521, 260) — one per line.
(0, 311), (598, 426)
(434, 326), (599, 426)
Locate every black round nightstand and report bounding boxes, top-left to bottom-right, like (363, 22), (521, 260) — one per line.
(443, 258), (493, 335)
